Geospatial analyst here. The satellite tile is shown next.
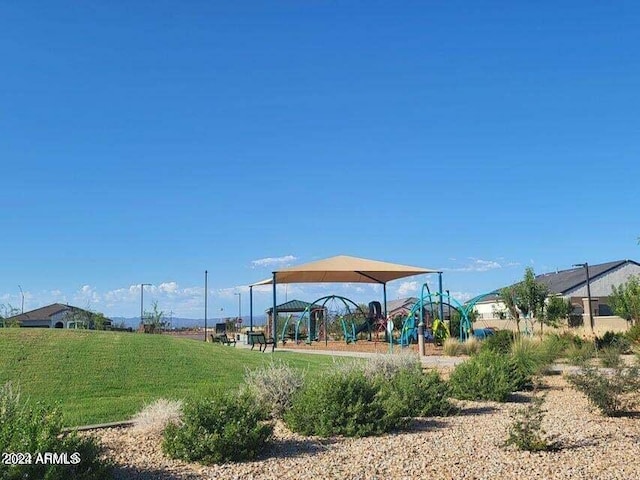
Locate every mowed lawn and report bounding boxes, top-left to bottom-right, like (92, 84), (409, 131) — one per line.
(0, 329), (335, 427)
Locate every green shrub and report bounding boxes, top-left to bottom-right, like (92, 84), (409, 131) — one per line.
(537, 334), (567, 364)
(596, 331), (632, 354)
(449, 350), (517, 402)
(243, 359), (304, 419)
(568, 365), (640, 417)
(599, 346), (623, 368)
(0, 382), (111, 480)
(482, 330), (515, 354)
(510, 338), (545, 390)
(284, 370), (398, 437)
(378, 369), (456, 421)
(626, 323), (640, 344)
(504, 393), (557, 452)
(566, 342), (596, 366)
(162, 390), (272, 464)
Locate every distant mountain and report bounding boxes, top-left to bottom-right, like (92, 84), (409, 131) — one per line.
(110, 315), (267, 329)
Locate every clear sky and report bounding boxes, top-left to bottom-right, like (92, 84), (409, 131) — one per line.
(1, 1), (639, 319)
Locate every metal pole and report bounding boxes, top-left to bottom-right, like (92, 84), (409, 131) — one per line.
(272, 272), (277, 346)
(249, 286), (254, 332)
(438, 272), (444, 325)
(585, 263), (594, 333)
(140, 283), (152, 329)
(18, 285), (24, 313)
(204, 271), (208, 342)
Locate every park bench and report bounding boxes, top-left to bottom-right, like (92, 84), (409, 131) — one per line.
(210, 333), (236, 346)
(248, 332), (275, 352)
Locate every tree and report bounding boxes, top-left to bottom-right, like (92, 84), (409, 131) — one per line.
(0, 304), (21, 328)
(500, 268), (549, 334)
(609, 275), (640, 324)
(519, 267), (549, 333)
(143, 301), (167, 333)
(500, 285), (522, 333)
(545, 296), (573, 326)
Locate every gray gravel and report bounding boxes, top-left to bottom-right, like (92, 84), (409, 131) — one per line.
(94, 375), (640, 480)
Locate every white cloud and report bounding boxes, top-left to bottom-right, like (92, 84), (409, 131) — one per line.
(397, 281), (418, 296)
(250, 255), (297, 268)
(443, 258), (518, 273)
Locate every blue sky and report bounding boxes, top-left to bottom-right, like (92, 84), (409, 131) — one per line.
(1, 1), (638, 319)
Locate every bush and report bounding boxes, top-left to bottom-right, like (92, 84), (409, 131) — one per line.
(537, 334), (566, 364)
(566, 342), (596, 366)
(131, 398), (183, 436)
(284, 369), (398, 437)
(0, 382), (111, 480)
(626, 323), (640, 344)
(442, 338), (462, 356)
(504, 393), (557, 452)
(568, 365), (640, 417)
(596, 331), (632, 354)
(361, 352), (422, 380)
(449, 350), (518, 402)
(599, 346), (623, 368)
(510, 338), (548, 390)
(162, 390), (272, 464)
(461, 337), (481, 356)
(378, 369), (456, 421)
(243, 359), (304, 419)
(482, 330), (515, 354)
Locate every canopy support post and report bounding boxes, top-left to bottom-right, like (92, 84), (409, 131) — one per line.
(272, 272), (277, 347)
(249, 286), (253, 332)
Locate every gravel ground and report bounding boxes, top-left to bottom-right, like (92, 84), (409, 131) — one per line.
(93, 375), (640, 480)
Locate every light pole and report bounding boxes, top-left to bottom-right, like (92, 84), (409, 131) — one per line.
(18, 285), (24, 313)
(234, 292), (242, 332)
(573, 263), (594, 333)
(204, 270), (208, 342)
(140, 283), (151, 325)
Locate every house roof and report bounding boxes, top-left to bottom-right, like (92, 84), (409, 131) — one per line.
(266, 299), (323, 314)
(535, 260), (637, 294)
(475, 259), (639, 303)
(387, 297), (418, 314)
(6, 303), (111, 323)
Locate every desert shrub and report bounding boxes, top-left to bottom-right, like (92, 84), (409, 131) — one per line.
(449, 350), (518, 402)
(243, 359), (305, 418)
(537, 334), (566, 364)
(284, 369), (399, 437)
(460, 337), (481, 356)
(596, 331), (632, 354)
(504, 393), (557, 452)
(482, 330), (515, 354)
(442, 338), (462, 356)
(378, 369), (456, 421)
(599, 346), (623, 368)
(361, 352), (422, 380)
(510, 338), (550, 390)
(0, 382), (111, 480)
(566, 342), (596, 366)
(162, 390), (272, 464)
(568, 365), (640, 417)
(131, 398), (183, 435)
(626, 323), (640, 344)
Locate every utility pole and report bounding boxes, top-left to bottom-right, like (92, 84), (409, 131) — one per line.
(204, 270), (208, 341)
(573, 263), (594, 333)
(140, 283), (151, 325)
(18, 285), (24, 313)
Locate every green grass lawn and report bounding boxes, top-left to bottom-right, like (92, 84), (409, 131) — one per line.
(0, 329), (336, 427)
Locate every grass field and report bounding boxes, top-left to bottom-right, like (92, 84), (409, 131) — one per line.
(0, 329), (336, 427)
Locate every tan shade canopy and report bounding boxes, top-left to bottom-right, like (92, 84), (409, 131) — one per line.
(251, 255), (439, 285)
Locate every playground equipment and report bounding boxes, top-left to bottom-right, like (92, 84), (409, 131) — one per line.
(342, 301), (385, 343)
(399, 286), (500, 345)
(279, 295), (368, 346)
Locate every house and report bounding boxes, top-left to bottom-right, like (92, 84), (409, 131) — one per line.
(474, 259), (640, 332)
(3, 303), (112, 329)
